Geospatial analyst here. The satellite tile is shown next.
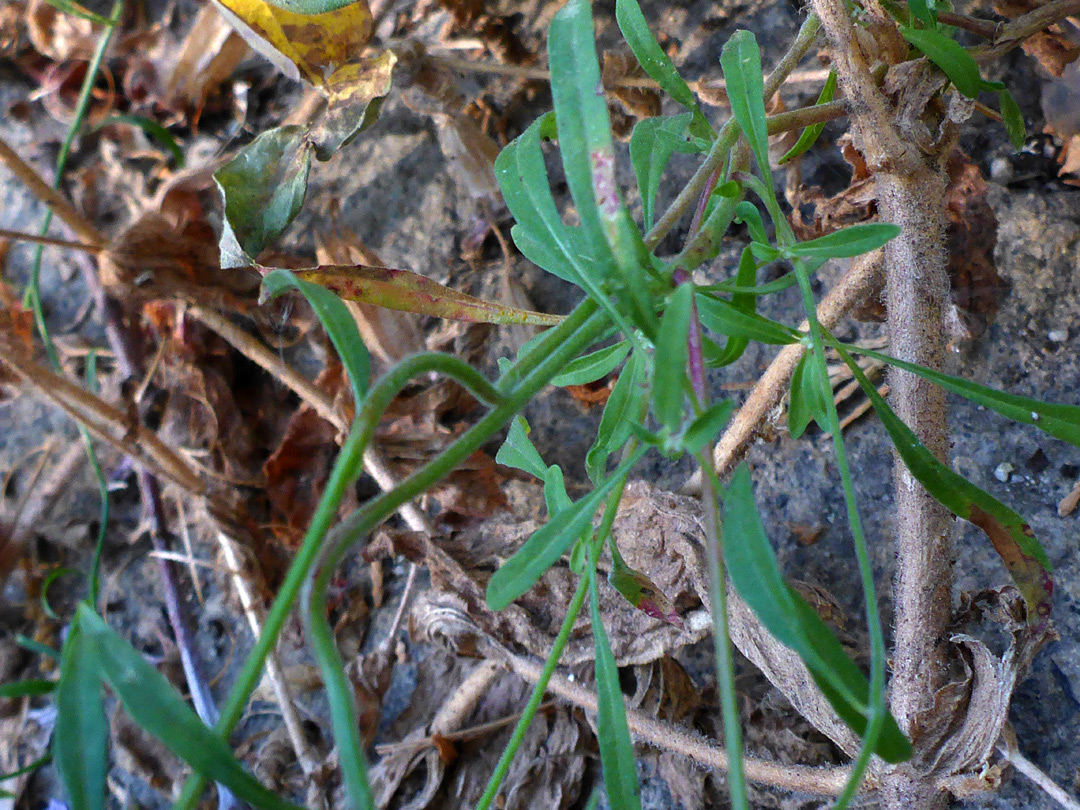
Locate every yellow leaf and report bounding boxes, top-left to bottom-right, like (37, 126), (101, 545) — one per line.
(210, 0), (374, 87)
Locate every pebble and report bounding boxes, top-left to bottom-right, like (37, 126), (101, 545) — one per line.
(994, 462), (1015, 483)
(1048, 329), (1068, 343)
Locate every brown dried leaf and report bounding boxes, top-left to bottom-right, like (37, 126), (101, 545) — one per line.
(163, 4), (249, 123)
(370, 658), (502, 809)
(26, 0), (97, 60)
(263, 365), (344, 545)
(602, 49), (662, 140)
(944, 151), (1007, 336)
(100, 211), (260, 311)
(111, 709), (186, 797)
(925, 589), (1056, 796)
(995, 0), (1080, 76)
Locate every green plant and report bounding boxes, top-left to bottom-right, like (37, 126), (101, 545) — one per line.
(8, 0), (1079, 809)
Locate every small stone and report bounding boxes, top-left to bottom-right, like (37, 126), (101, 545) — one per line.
(1048, 329), (1068, 343)
(994, 462), (1015, 483)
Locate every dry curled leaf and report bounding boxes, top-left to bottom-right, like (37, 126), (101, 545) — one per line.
(995, 0), (1080, 77)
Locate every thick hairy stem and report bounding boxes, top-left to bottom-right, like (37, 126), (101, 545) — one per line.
(878, 171), (952, 731)
(810, 1), (954, 807)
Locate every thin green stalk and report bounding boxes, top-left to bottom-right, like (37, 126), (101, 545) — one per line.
(22, 0), (122, 613)
(789, 257), (885, 807)
(474, 576), (589, 810)
(643, 12), (821, 250)
(696, 454), (748, 810)
(753, 157), (886, 804)
(173, 298), (609, 810)
(84, 350), (109, 607)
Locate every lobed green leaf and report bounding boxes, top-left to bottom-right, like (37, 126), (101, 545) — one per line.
(999, 89), (1026, 151)
(695, 293), (802, 346)
(496, 416), (549, 481)
(720, 31), (772, 187)
(615, 0), (711, 138)
(779, 71), (838, 164)
(549, 0), (657, 336)
(629, 113), (699, 230)
(587, 350), (647, 483)
(681, 400), (735, 454)
(841, 342), (1080, 449)
(788, 224), (901, 260)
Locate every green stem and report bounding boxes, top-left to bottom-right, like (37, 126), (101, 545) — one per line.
(22, 0), (122, 609)
(643, 12), (821, 250)
(473, 576), (589, 810)
(696, 456), (748, 810)
(790, 257), (885, 808)
(173, 298), (609, 810)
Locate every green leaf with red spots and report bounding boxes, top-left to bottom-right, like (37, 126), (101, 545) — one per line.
(263, 264), (562, 326)
(836, 345), (1053, 622)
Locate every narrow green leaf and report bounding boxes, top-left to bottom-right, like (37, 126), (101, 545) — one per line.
(287, 264), (562, 327)
(16, 636), (59, 660)
(0, 679), (56, 698)
(779, 71), (838, 164)
(96, 114), (184, 166)
(261, 268), (370, 405)
(841, 342), (1080, 449)
(590, 573), (643, 810)
(720, 31), (772, 186)
(899, 26), (983, 99)
(77, 605), (305, 810)
(695, 293), (802, 345)
(836, 350), (1053, 621)
(587, 351), (647, 483)
(552, 341), (631, 387)
(723, 467), (912, 762)
(214, 125), (312, 268)
(487, 448), (646, 611)
(788, 224), (901, 260)
(734, 201), (769, 246)
(0, 754), (50, 785)
(909, 0), (937, 28)
(54, 616), (107, 810)
(497, 117), (640, 340)
(496, 416), (549, 481)
(706, 247), (757, 367)
(615, 0), (711, 138)
(629, 113), (698, 230)
(999, 89), (1026, 151)
(550, 0), (657, 336)
(681, 400), (735, 454)
(42, 0), (115, 26)
(788, 353), (830, 439)
(652, 283), (693, 431)
(788, 354), (812, 439)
